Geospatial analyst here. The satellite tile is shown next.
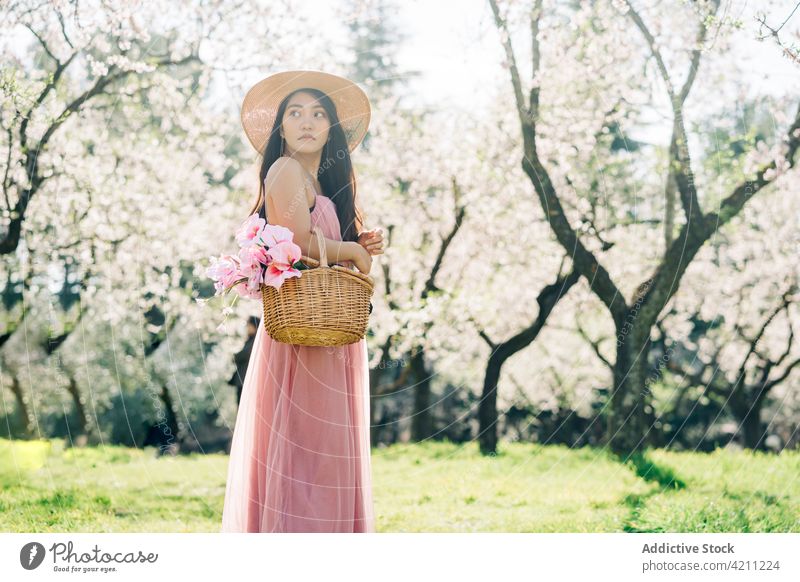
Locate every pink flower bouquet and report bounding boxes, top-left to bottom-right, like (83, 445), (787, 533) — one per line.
(205, 214), (309, 302)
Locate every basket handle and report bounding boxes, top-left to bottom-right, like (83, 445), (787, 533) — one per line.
(311, 225), (328, 268)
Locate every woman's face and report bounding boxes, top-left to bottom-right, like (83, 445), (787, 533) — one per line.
(280, 91), (331, 156)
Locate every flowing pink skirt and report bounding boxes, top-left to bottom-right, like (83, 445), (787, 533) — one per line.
(221, 324), (375, 533)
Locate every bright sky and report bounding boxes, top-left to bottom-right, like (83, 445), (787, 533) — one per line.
(363, 0), (799, 108)
(357, 0), (799, 151)
(234, 0), (506, 113)
(6, 0), (799, 132)
(389, 0), (505, 112)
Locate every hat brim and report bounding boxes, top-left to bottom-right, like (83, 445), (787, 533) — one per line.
(241, 69), (371, 155)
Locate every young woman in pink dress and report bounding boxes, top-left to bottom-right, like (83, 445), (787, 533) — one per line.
(221, 70), (384, 533)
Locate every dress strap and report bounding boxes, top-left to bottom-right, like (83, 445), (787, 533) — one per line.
(301, 173), (321, 197)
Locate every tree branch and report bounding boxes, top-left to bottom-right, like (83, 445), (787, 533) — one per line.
(575, 316), (614, 372)
(488, 0), (534, 129)
(710, 101), (800, 225)
(624, 0), (721, 230)
(422, 175), (466, 299)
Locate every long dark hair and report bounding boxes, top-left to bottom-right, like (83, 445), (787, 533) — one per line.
(247, 87), (364, 242)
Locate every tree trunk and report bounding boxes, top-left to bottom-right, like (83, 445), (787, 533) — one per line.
(664, 170), (677, 249)
(410, 349), (433, 441)
(369, 364), (382, 447)
(65, 374), (91, 439)
(9, 375), (33, 436)
(155, 383), (180, 452)
(741, 404), (765, 450)
(478, 353), (502, 455)
(731, 387), (767, 450)
(607, 338), (651, 455)
(476, 268), (582, 455)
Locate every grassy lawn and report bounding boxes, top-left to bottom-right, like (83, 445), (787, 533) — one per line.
(1, 438), (798, 532)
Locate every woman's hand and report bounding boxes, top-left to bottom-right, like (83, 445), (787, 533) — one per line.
(357, 228), (385, 256)
(351, 243), (373, 275)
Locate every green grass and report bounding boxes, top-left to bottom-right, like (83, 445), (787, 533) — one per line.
(1, 438), (798, 532)
(0, 439), (223, 532)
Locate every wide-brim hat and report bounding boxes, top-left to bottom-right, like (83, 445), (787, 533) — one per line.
(240, 69), (371, 155)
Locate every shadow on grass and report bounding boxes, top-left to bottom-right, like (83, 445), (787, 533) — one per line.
(617, 450), (687, 490)
(614, 451), (687, 533)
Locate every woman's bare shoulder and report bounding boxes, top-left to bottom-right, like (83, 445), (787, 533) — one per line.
(265, 156), (304, 186)
(265, 158), (305, 197)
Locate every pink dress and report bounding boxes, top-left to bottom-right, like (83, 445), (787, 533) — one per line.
(221, 194), (375, 533)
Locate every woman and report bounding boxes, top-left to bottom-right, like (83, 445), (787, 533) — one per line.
(221, 70), (384, 533)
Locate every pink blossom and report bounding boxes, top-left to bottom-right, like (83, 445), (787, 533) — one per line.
(209, 221), (304, 301)
(205, 255), (241, 295)
(263, 262), (301, 289)
(237, 245), (269, 279)
(266, 240), (302, 271)
(259, 224), (295, 247)
(263, 240), (302, 289)
(235, 214), (266, 248)
(232, 271), (263, 300)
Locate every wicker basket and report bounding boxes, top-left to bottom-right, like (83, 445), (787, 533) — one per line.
(260, 225), (375, 346)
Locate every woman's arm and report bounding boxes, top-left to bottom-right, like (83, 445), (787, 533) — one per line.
(305, 234), (360, 265)
(264, 157), (359, 263)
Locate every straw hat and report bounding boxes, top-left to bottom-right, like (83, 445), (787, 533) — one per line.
(240, 69), (371, 155)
